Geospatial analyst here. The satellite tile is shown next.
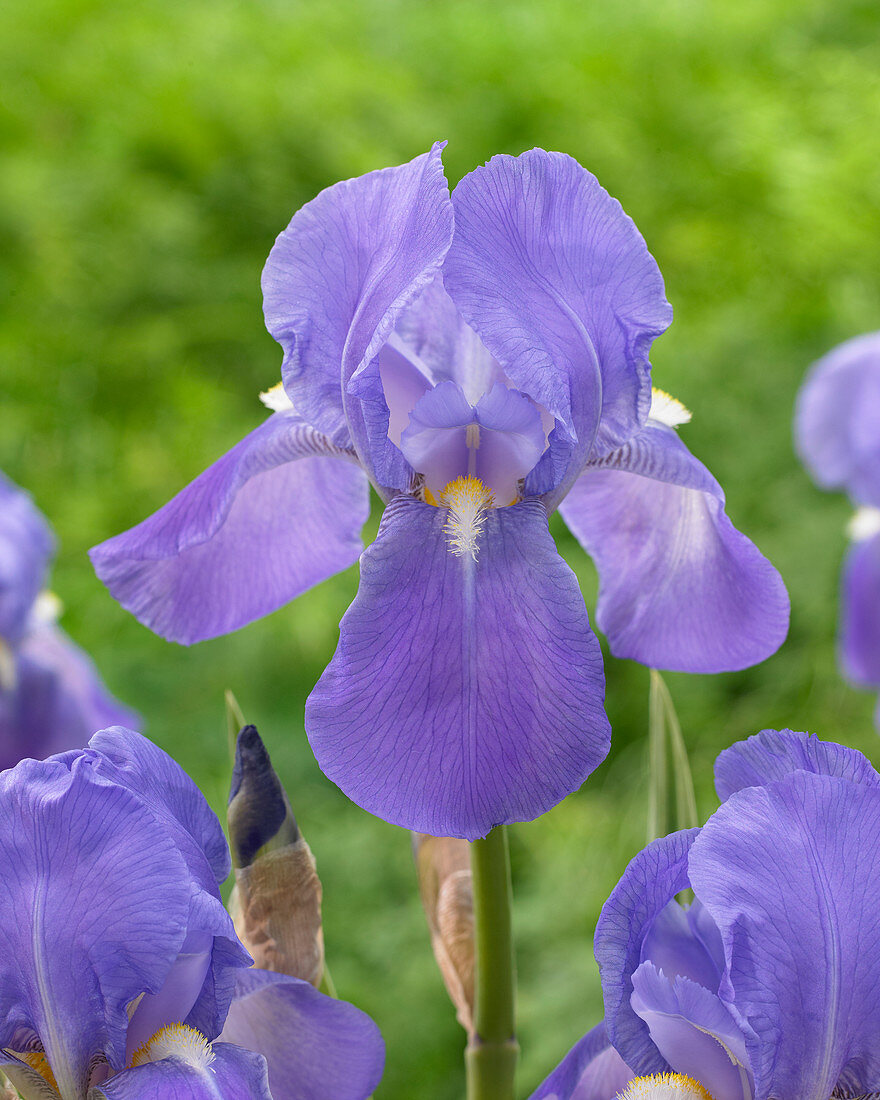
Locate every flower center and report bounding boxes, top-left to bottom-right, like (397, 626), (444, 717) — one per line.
(436, 476), (495, 560)
(620, 1072), (716, 1100)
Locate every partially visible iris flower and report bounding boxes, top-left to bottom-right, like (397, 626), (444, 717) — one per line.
(90, 144), (789, 840)
(530, 729), (880, 1100)
(0, 726), (384, 1100)
(0, 472), (137, 769)
(795, 331), (880, 727)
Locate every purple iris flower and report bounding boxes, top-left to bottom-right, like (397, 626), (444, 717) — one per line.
(90, 144), (789, 840)
(0, 472), (137, 770)
(0, 726), (384, 1100)
(795, 331), (880, 728)
(530, 728), (880, 1100)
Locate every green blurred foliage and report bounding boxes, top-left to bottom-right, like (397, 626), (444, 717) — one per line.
(2, 0), (880, 1094)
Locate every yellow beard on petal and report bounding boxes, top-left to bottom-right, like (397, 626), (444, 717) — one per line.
(439, 476), (494, 560)
(129, 1023), (214, 1071)
(18, 1051), (59, 1091)
(620, 1072), (716, 1100)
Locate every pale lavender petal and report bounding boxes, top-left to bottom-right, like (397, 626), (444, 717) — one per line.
(444, 149), (672, 505)
(560, 423), (789, 672)
(89, 410), (369, 645)
(377, 335), (432, 445)
(306, 496), (610, 840)
(714, 728), (880, 802)
(474, 383), (547, 504)
(690, 772), (880, 1100)
(594, 829), (699, 1076)
(89, 1043), (271, 1100)
(393, 274), (506, 404)
(630, 963), (751, 1100)
(795, 331), (880, 508)
(527, 1022), (635, 1100)
(220, 969), (384, 1100)
(398, 379), (473, 493)
(0, 757), (192, 1096)
(262, 144), (453, 460)
(841, 531), (880, 686)
(0, 471), (54, 644)
(640, 899), (723, 992)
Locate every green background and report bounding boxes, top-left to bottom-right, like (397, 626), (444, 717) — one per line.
(2, 0), (880, 1094)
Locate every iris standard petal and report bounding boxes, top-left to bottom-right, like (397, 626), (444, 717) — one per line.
(527, 1021), (635, 1100)
(639, 900), (723, 993)
(794, 331), (880, 508)
(560, 423), (790, 672)
(444, 148), (672, 503)
(714, 727), (880, 801)
(89, 410), (369, 645)
(840, 531), (880, 686)
(594, 829), (699, 1077)
(689, 772), (880, 1100)
(306, 495), (610, 840)
(0, 758), (193, 1099)
(262, 143), (454, 459)
(220, 969), (384, 1100)
(89, 1042), (271, 1100)
(630, 963), (751, 1100)
(0, 471), (54, 645)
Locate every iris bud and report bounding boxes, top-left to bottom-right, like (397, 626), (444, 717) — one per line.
(413, 833), (475, 1031)
(227, 725), (324, 986)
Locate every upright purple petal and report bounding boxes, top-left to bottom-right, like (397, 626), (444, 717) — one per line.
(639, 899), (724, 992)
(306, 496), (610, 839)
(840, 531), (880, 687)
(220, 969), (384, 1100)
(714, 727), (880, 802)
(594, 830), (699, 1076)
(444, 149), (671, 505)
(262, 144), (454, 470)
(689, 772), (880, 1100)
(560, 423), (789, 672)
(794, 331), (880, 508)
(0, 757), (193, 1098)
(0, 471), (54, 645)
(527, 1022), (635, 1100)
(90, 1042), (272, 1100)
(89, 410), (369, 645)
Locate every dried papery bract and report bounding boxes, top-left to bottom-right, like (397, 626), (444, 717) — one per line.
(413, 832), (475, 1031)
(228, 725), (324, 986)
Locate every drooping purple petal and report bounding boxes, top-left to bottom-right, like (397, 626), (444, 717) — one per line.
(0, 471), (54, 645)
(89, 410), (369, 645)
(639, 899), (723, 993)
(444, 149), (672, 505)
(630, 963), (751, 1100)
(714, 727), (880, 802)
(0, 757), (193, 1098)
(594, 829), (699, 1076)
(306, 496), (610, 840)
(90, 1042), (272, 1100)
(262, 144), (454, 468)
(794, 331), (880, 508)
(689, 772), (880, 1100)
(840, 531), (880, 687)
(560, 422), (790, 672)
(526, 1021), (635, 1100)
(220, 969), (384, 1100)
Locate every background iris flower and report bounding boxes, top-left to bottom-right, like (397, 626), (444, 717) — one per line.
(0, 472), (137, 770)
(91, 144), (788, 840)
(0, 726), (384, 1100)
(530, 729), (880, 1100)
(795, 332), (880, 728)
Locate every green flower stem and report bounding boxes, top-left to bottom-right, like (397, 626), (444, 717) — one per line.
(647, 669), (698, 842)
(465, 824), (518, 1100)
